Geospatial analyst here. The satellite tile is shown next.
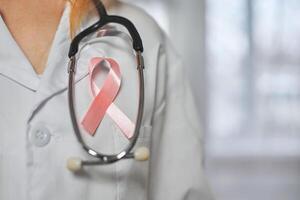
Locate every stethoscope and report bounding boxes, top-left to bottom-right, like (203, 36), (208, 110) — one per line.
(66, 0), (149, 172)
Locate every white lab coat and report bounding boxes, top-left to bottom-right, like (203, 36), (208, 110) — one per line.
(0, 2), (213, 200)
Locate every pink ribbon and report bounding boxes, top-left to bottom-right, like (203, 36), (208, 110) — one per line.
(81, 57), (135, 139)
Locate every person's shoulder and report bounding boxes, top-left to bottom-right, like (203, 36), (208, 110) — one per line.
(111, 1), (166, 46)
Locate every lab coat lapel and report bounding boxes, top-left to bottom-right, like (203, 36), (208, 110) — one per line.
(0, 14), (40, 91)
(29, 5), (89, 119)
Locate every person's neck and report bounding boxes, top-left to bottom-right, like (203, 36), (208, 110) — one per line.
(0, 0), (65, 18)
(0, 0), (66, 75)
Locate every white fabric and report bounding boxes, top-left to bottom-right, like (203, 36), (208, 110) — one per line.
(0, 2), (213, 200)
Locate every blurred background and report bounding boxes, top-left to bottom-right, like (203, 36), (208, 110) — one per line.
(123, 0), (300, 200)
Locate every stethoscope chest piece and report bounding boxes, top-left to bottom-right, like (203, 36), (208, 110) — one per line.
(66, 147), (150, 173)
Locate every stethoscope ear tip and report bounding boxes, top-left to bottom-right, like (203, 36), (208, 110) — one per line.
(134, 147), (150, 161)
(67, 157), (83, 172)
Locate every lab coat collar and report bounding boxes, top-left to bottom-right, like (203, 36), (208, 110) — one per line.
(33, 3), (89, 95)
(0, 13), (40, 90)
(0, 3), (124, 120)
(26, 3), (90, 118)
(0, 3), (88, 93)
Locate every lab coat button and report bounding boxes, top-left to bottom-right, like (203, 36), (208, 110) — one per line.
(30, 125), (51, 147)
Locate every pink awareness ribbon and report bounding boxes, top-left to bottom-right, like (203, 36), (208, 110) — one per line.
(81, 57), (135, 139)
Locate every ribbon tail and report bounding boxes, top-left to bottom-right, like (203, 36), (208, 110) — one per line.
(107, 103), (135, 139)
(81, 94), (112, 136)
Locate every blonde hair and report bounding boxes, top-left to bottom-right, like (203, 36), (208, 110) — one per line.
(69, 0), (115, 36)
